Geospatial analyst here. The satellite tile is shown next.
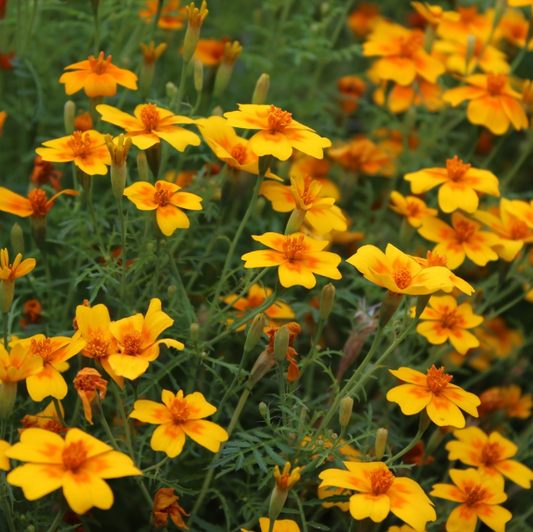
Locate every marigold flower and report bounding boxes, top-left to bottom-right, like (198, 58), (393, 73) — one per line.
(411, 2), (460, 26)
(0, 187), (79, 219)
(0, 342), (43, 385)
(274, 462), (302, 491)
(223, 104), (331, 161)
(264, 323), (301, 382)
(0, 249), (36, 283)
(98, 103), (200, 153)
(443, 73), (528, 135)
(141, 41), (167, 64)
(337, 76), (367, 114)
(20, 400), (65, 434)
(73, 368), (107, 425)
(430, 468), (511, 532)
(437, 6), (493, 42)
(476, 317), (523, 361)
(0, 440), (10, 471)
(20, 299), (42, 329)
(389, 192), (438, 227)
(130, 389), (228, 457)
(446, 427), (533, 489)
(413, 295), (483, 354)
(108, 298), (184, 380)
(387, 365), (480, 428)
(74, 110), (93, 132)
(124, 180), (202, 237)
(319, 461), (436, 529)
(6, 428), (141, 514)
(500, 9), (532, 49)
(418, 212), (500, 270)
(242, 519), (300, 532)
(479, 385), (532, 419)
(30, 156), (62, 191)
(140, 0), (186, 29)
(242, 232), (342, 289)
(59, 52), (138, 97)
(348, 3), (381, 38)
(189, 38), (229, 65)
(36, 130), (111, 176)
(153, 488), (189, 529)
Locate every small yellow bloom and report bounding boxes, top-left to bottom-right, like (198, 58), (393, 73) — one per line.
(411, 2), (460, 26)
(274, 462), (302, 491)
(20, 400), (65, 435)
(0, 249), (36, 283)
(140, 0), (186, 30)
(242, 519), (301, 532)
(0, 440), (10, 471)
(140, 41), (167, 64)
(389, 191), (438, 227)
(0, 341), (43, 385)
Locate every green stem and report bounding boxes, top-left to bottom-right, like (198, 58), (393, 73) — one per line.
(216, 346), (251, 418)
(2, 313), (7, 347)
(100, 412), (120, 451)
(111, 382), (135, 460)
(216, 268), (269, 316)
(152, 236), (162, 297)
(501, 134), (533, 192)
(92, 2), (100, 56)
(168, 249), (197, 326)
(386, 427), (426, 465)
(86, 193), (107, 258)
(485, 290), (526, 320)
(20, 0), (38, 57)
(277, 361), (287, 426)
(142, 455), (170, 474)
(0, 478), (16, 532)
(117, 197), (127, 309)
(52, 398), (67, 428)
(175, 59), (188, 114)
(45, 506), (65, 532)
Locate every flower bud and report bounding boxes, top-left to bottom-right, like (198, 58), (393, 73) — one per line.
(145, 143), (162, 178)
(183, 1), (209, 63)
(211, 105), (223, 117)
(213, 41), (243, 98)
(105, 134), (132, 201)
(137, 152), (150, 182)
(166, 82), (179, 107)
(190, 323), (200, 343)
(0, 382), (17, 420)
(259, 401), (268, 418)
(273, 325), (290, 362)
(269, 463), (301, 522)
(30, 217), (47, 250)
(379, 291), (403, 328)
(319, 283), (335, 321)
(140, 42), (167, 98)
(465, 34), (476, 73)
(375, 428), (388, 460)
(339, 396), (353, 428)
(284, 208), (306, 235)
(415, 294), (430, 318)
(64, 100), (76, 135)
(252, 73), (270, 105)
(10, 223), (24, 257)
(244, 313), (266, 353)
(194, 60), (203, 92)
(167, 285), (177, 298)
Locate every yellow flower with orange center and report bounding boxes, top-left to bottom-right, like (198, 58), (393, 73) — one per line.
(140, 0), (186, 29)
(443, 73), (528, 135)
(389, 191), (438, 227)
(418, 212), (500, 269)
(20, 400), (65, 435)
(107, 298), (184, 380)
(124, 180), (203, 237)
(73, 368), (107, 425)
(446, 427), (533, 489)
(6, 428), (141, 514)
(59, 52), (138, 97)
(153, 488), (189, 529)
(437, 6), (493, 42)
(499, 9), (533, 50)
(36, 130), (111, 176)
(411, 2), (460, 26)
(130, 389), (229, 458)
(97, 103), (200, 152)
(479, 385), (532, 419)
(0, 249), (36, 284)
(0, 188), (79, 220)
(363, 20), (445, 86)
(413, 295), (483, 354)
(241, 232), (342, 289)
(387, 365), (480, 427)
(0, 440), (10, 471)
(223, 104), (332, 161)
(0, 342), (43, 385)
(431, 469), (511, 532)
(319, 461), (436, 529)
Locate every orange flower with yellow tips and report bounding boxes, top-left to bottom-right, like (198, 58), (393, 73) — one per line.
(130, 389), (229, 458)
(389, 191), (437, 227)
(0, 188), (79, 220)
(0, 440), (10, 471)
(443, 73), (528, 135)
(242, 519), (301, 532)
(387, 365), (480, 428)
(319, 461), (436, 529)
(16, 334), (86, 402)
(414, 295), (483, 354)
(446, 428), (533, 489)
(97, 103), (200, 152)
(107, 298), (184, 380)
(124, 180), (202, 237)
(363, 21), (445, 86)
(153, 488), (189, 529)
(431, 469), (511, 532)
(59, 52), (138, 97)
(241, 233), (342, 289)
(36, 130), (111, 176)
(6, 428), (141, 514)
(411, 2), (460, 26)
(418, 212), (500, 270)
(140, 0), (186, 29)
(405, 156), (500, 214)
(223, 104), (331, 161)
(73, 368), (107, 425)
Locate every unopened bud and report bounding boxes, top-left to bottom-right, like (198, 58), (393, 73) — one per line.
(339, 396), (353, 428)
(183, 1), (209, 63)
(64, 100), (76, 134)
(26, 526), (35, 532)
(379, 291), (402, 328)
(166, 82), (179, 107)
(375, 428), (388, 460)
(11, 223), (24, 257)
(137, 152), (150, 182)
(252, 73), (270, 105)
(168, 285), (177, 298)
(30, 217), (47, 250)
(105, 134), (132, 201)
(244, 313), (266, 352)
(284, 208), (306, 235)
(190, 322), (200, 343)
(211, 105), (223, 117)
(273, 325), (290, 362)
(194, 60), (203, 92)
(0, 382), (17, 420)
(415, 294), (430, 318)
(259, 401), (268, 418)
(319, 283), (335, 321)
(465, 34), (477, 73)
(213, 41), (242, 98)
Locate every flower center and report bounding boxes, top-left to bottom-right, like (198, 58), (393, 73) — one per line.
(168, 398), (191, 424)
(509, 219), (529, 240)
(464, 484), (489, 507)
(458, 6), (477, 23)
(441, 309), (461, 329)
(29, 338), (52, 361)
(299, 176), (321, 206)
(67, 131), (93, 159)
(446, 156), (471, 182)
(282, 235), (308, 261)
(369, 469), (395, 495)
(154, 183), (172, 206)
(88, 52), (112, 74)
(28, 189), (48, 217)
(406, 201), (421, 218)
(426, 365), (453, 394)
(481, 441), (502, 466)
(487, 73), (506, 96)
(74, 374), (97, 391)
(62, 441), (88, 471)
(122, 331), (142, 356)
(268, 105), (292, 134)
(85, 333), (111, 359)
(426, 251), (448, 267)
(140, 104), (160, 131)
(399, 34), (422, 58)
(393, 266), (412, 290)
(42, 419), (64, 434)
(230, 143), (248, 164)
(455, 220), (477, 243)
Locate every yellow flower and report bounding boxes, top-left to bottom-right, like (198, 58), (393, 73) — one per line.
(0, 440), (11, 471)
(6, 428), (141, 514)
(413, 295), (483, 354)
(124, 180), (203, 237)
(0, 187), (80, 219)
(405, 156), (500, 213)
(241, 232), (342, 289)
(140, 0), (186, 30)
(140, 41), (167, 64)
(108, 298), (184, 380)
(389, 192), (438, 227)
(242, 519), (301, 532)
(387, 365), (480, 428)
(130, 389), (228, 458)
(319, 461), (436, 530)
(73, 368), (108, 425)
(411, 2), (460, 26)
(274, 462), (302, 491)
(20, 400), (65, 435)
(431, 469), (512, 532)
(0, 249), (36, 283)
(446, 427), (533, 489)
(0, 342), (43, 384)
(436, 6), (493, 43)
(223, 104), (331, 161)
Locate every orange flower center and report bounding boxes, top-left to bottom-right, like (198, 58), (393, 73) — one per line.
(426, 251), (448, 267)
(88, 52), (112, 74)
(74, 374), (98, 392)
(406, 201), (421, 218)
(29, 338), (52, 361)
(458, 6), (477, 23)
(481, 441), (503, 466)
(230, 143), (248, 164)
(85, 333), (111, 359)
(300, 176), (321, 205)
(283, 235), (308, 261)
(67, 131), (93, 159)
(276, 473), (291, 490)
(509, 219), (529, 240)
(463, 484), (489, 507)
(168, 398), (191, 424)
(398, 34), (423, 58)
(426, 365), (453, 394)
(393, 266), (412, 290)
(454, 220), (477, 243)
(140, 104), (160, 131)
(369, 469), (395, 495)
(42, 419), (64, 434)
(446, 156), (471, 182)
(487, 73), (506, 96)
(268, 105), (292, 134)
(440, 308), (461, 329)
(28, 189), (48, 217)
(154, 183), (172, 206)
(122, 331), (142, 356)
(62, 441), (88, 471)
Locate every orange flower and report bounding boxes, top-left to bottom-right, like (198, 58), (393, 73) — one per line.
(289, 153), (331, 181)
(328, 137), (394, 176)
(443, 73), (528, 135)
(153, 488), (189, 528)
(74, 110), (93, 132)
(387, 365), (480, 427)
(348, 3), (381, 38)
(389, 191), (438, 227)
(30, 156), (62, 191)
(188, 37), (228, 66)
(73, 368), (108, 425)
(59, 52), (138, 97)
(124, 180), (202, 237)
(499, 8), (533, 49)
(479, 385), (532, 419)
(477, 317), (523, 361)
(20, 400), (65, 435)
(140, 0), (186, 29)
(36, 130), (111, 176)
(265, 323), (302, 382)
(411, 3), (460, 26)
(20, 299), (42, 329)
(437, 6), (493, 43)
(337, 76), (367, 114)
(0, 188), (79, 219)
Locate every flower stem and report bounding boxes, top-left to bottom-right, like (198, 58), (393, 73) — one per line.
(52, 397), (67, 428)
(45, 507), (66, 532)
(116, 197), (128, 310)
(111, 382), (135, 461)
(175, 58), (188, 114)
(100, 412), (120, 451)
(385, 413), (429, 465)
(277, 361), (287, 426)
(0, 477), (16, 532)
(2, 312), (7, 347)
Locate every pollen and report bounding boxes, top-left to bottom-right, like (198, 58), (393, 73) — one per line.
(446, 156), (471, 181)
(122, 331), (142, 356)
(67, 131), (93, 159)
(28, 189), (48, 217)
(454, 220), (477, 243)
(369, 468), (395, 495)
(487, 73), (507, 96)
(88, 52), (112, 74)
(62, 440), (88, 471)
(230, 144), (247, 165)
(393, 266), (412, 290)
(268, 105), (292, 134)
(463, 484), (489, 507)
(481, 441), (503, 466)
(29, 338), (53, 361)
(169, 398), (191, 424)
(282, 235), (308, 261)
(140, 103), (160, 131)
(85, 333), (111, 359)
(154, 182), (172, 206)
(426, 365), (453, 394)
